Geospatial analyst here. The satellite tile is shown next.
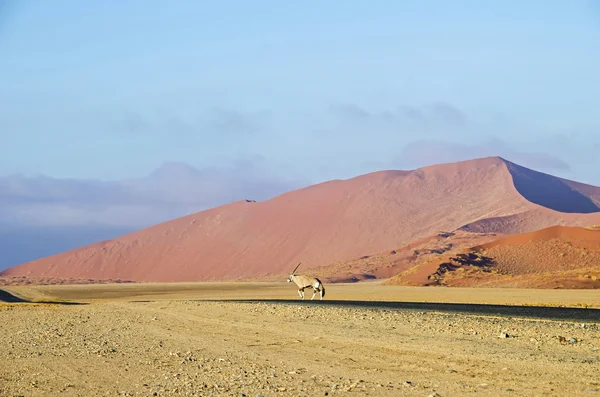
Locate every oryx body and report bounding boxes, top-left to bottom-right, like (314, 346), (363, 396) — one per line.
(287, 263), (325, 300)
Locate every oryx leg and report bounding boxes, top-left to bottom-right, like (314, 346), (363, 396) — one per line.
(299, 287), (308, 300)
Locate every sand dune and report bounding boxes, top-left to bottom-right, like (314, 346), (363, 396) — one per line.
(253, 229), (502, 284)
(386, 226), (600, 289)
(472, 226), (600, 276)
(3, 156), (600, 283)
(506, 162), (600, 213)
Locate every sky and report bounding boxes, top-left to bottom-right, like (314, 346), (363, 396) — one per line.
(0, 1), (599, 267)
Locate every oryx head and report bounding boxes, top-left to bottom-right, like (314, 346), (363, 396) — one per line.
(287, 262), (301, 282)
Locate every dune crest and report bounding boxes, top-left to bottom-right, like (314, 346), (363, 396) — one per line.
(3, 157), (600, 282)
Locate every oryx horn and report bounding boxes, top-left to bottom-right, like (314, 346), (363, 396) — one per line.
(291, 262), (301, 274)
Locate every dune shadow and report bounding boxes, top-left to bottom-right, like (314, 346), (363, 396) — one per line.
(203, 299), (600, 322)
(507, 162), (600, 214)
(0, 289), (87, 305)
(0, 289), (27, 303)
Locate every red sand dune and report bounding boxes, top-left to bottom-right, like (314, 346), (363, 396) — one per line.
(475, 225), (600, 250)
(386, 226), (600, 288)
(274, 229), (502, 284)
(0, 276), (136, 287)
(3, 156), (600, 282)
(472, 226), (600, 275)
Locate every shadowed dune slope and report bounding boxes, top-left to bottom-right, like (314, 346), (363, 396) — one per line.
(506, 162), (600, 213)
(3, 157), (600, 282)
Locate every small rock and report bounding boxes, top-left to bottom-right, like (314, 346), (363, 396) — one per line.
(499, 332), (509, 338)
(569, 337), (578, 344)
(585, 389), (598, 393)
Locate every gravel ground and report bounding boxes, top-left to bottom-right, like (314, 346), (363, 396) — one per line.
(1, 300), (600, 396)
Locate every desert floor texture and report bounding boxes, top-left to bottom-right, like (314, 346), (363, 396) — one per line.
(2, 282), (600, 397)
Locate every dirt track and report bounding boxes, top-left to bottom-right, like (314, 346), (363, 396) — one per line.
(2, 283), (600, 396)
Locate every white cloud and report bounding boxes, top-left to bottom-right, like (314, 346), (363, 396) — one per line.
(0, 159), (305, 228)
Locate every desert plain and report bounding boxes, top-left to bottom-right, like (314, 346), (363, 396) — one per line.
(3, 158), (600, 396)
(2, 282), (600, 397)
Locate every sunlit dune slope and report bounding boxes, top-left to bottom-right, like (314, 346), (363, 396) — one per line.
(386, 226), (600, 289)
(472, 226), (600, 275)
(3, 156), (600, 282)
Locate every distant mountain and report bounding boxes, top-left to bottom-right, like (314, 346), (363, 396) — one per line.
(3, 156), (600, 282)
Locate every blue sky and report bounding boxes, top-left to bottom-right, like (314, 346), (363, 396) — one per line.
(0, 0), (599, 268)
(1, 0), (599, 184)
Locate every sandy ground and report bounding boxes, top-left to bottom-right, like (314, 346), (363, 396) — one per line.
(6, 281), (600, 308)
(2, 283), (600, 396)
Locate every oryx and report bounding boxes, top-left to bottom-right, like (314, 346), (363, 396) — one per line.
(287, 262), (325, 300)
